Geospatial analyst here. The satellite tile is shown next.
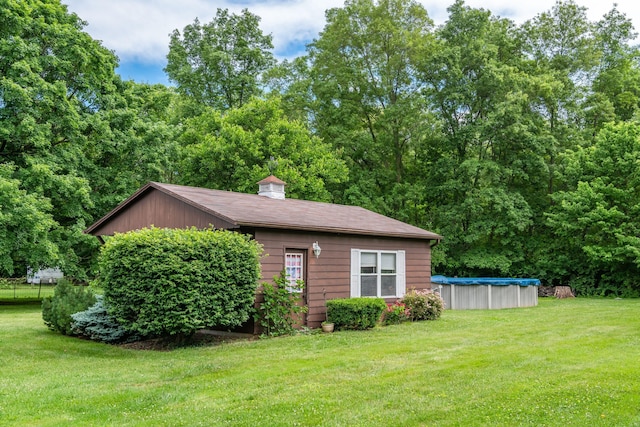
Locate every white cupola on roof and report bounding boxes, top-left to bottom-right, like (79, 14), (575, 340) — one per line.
(257, 175), (286, 199)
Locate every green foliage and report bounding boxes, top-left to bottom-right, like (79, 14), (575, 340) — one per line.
(590, 6), (640, 122)
(0, 0), (164, 279)
(165, 8), (275, 110)
(41, 280), (96, 335)
(546, 122), (640, 296)
(325, 297), (386, 330)
(0, 164), (58, 275)
(83, 81), (181, 221)
(418, 1), (547, 277)
(382, 301), (410, 325)
(255, 270), (307, 337)
(401, 289), (445, 321)
(71, 295), (139, 343)
(177, 97), (348, 202)
(97, 227), (262, 338)
(309, 0), (434, 213)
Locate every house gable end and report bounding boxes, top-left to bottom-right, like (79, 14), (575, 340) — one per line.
(86, 186), (237, 236)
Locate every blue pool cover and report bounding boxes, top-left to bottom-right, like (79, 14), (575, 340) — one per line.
(431, 275), (541, 287)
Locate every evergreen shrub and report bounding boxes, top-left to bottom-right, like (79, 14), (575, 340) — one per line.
(96, 227), (262, 339)
(42, 279), (96, 335)
(325, 297), (386, 330)
(71, 296), (139, 343)
(401, 289), (445, 321)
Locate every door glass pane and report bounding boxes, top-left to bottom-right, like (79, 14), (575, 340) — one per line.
(361, 275), (377, 296)
(285, 253), (303, 292)
(381, 253), (396, 273)
(381, 275), (396, 296)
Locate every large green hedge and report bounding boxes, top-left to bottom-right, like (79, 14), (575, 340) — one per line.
(96, 227), (262, 338)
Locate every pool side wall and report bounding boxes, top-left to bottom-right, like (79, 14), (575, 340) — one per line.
(434, 284), (538, 310)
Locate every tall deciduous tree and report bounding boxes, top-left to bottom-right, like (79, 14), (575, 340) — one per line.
(417, 0), (544, 275)
(0, 165), (58, 275)
(518, 0), (595, 194)
(590, 5), (640, 123)
(264, 56), (316, 124)
(308, 0), (435, 214)
(177, 97), (348, 202)
(82, 81), (181, 220)
(165, 8), (275, 111)
(547, 123), (640, 296)
(0, 0), (118, 276)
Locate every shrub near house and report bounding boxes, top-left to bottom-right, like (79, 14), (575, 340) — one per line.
(96, 227), (262, 339)
(402, 289), (444, 321)
(326, 298), (387, 330)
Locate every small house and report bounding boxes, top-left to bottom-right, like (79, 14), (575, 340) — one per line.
(85, 177), (442, 330)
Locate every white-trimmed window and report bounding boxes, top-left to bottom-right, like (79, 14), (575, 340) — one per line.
(350, 249), (405, 298)
(285, 252), (303, 292)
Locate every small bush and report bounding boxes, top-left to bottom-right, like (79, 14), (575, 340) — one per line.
(71, 296), (140, 343)
(382, 301), (410, 325)
(401, 289), (445, 321)
(255, 270), (307, 337)
(42, 280), (96, 335)
(326, 297), (386, 330)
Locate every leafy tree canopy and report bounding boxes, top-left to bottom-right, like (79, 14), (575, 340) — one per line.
(177, 97), (348, 202)
(547, 122), (640, 295)
(0, 0), (118, 277)
(165, 8), (275, 111)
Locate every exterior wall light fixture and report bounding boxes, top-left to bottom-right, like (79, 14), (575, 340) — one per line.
(312, 241), (322, 258)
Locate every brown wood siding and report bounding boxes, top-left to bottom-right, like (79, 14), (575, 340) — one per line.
(90, 189), (236, 235)
(254, 228), (433, 327)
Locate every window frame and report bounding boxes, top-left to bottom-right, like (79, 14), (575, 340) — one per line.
(284, 252), (304, 293)
(350, 249), (406, 298)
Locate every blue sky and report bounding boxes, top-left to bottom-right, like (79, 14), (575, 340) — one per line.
(62, 0), (640, 86)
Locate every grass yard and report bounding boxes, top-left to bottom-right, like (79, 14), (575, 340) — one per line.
(0, 283), (56, 302)
(1, 298), (639, 426)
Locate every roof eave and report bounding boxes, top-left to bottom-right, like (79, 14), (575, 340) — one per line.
(240, 221), (442, 240)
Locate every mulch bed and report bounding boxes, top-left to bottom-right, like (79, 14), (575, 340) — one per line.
(118, 330), (254, 351)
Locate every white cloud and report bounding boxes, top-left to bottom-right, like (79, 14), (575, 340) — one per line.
(63, 0), (640, 65)
(252, 1), (344, 57)
(440, 0), (640, 26)
(64, 0), (344, 63)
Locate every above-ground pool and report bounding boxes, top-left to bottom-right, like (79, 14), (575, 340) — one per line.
(431, 275), (540, 309)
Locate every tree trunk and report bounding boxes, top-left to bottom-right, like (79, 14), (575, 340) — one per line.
(554, 286), (574, 299)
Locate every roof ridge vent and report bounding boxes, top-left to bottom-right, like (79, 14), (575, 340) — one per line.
(257, 175), (286, 200)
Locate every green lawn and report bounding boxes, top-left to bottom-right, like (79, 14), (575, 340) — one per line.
(1, 298), (639, 426)
(0, 283), (55, 302)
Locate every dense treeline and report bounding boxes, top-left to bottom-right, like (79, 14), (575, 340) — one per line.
(3, 0), (640, 295)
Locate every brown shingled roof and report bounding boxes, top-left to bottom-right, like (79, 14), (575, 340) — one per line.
(86, 182), (442, 241)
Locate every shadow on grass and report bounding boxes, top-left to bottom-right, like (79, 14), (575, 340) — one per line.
(0, 299), (43, 306)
